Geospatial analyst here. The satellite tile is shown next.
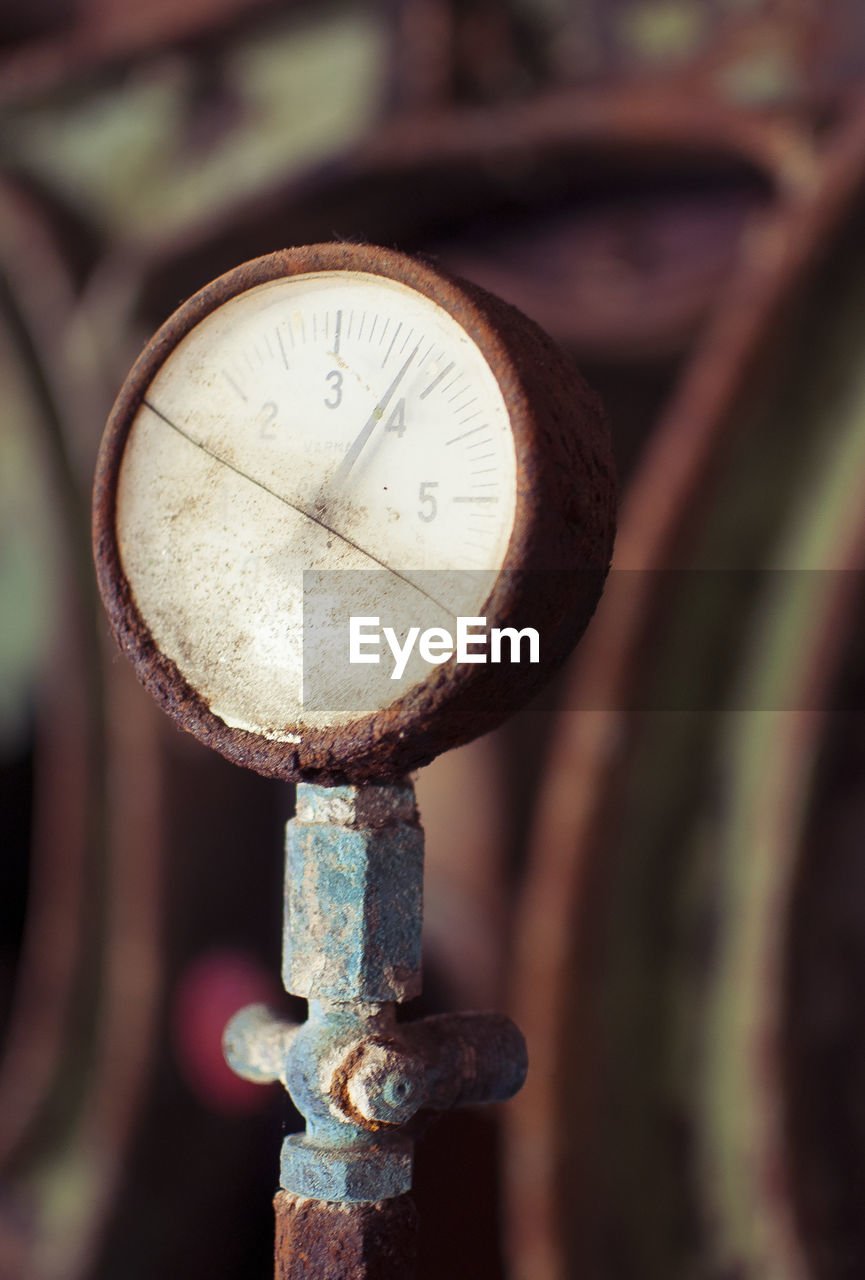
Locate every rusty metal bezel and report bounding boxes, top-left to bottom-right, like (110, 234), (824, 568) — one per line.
(92, 242), (615, 783)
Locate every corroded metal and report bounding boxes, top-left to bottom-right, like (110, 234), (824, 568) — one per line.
(91, 240), (615, 784)
(280, 1001), (415, 1203)
(273, 1190), (419, 1280)
(284, 783), (423, 1002)
(224, 780), (528, 1206)
(222, 1003), (297, 1086)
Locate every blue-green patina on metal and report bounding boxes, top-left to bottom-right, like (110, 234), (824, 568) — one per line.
(224, 780), (527, 1203)
(283, 782), (423, 1002)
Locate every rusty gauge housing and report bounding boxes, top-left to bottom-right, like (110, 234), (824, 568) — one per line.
(92, 243), (616, 782)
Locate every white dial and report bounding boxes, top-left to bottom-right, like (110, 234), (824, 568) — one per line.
(115, 271), (518, 738)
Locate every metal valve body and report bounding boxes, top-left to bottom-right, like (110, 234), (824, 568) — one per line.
(224, 781), (527, 1203)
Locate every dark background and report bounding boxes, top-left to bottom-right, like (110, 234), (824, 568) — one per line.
(3, 2), (865, 1277)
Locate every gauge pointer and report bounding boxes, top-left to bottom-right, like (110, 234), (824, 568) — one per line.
(333, 343), (419, 484)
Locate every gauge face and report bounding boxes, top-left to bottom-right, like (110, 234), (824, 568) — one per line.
(115, 270), (517, 739)
(95, 243), (616, 781)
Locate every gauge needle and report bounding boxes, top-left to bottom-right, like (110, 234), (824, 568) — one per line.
(333, 343), (420, 484)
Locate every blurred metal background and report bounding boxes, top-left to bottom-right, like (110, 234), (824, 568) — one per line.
(3, 1), (865, 1276)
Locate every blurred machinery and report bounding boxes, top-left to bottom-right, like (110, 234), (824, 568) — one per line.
(2, 2), (865, 1277)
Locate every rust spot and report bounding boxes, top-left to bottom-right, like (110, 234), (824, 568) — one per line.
(274, 1190), (419, 1280)
(330, 1036), (402, 1133)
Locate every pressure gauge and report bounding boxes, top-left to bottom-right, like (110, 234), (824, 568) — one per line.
(93, 244), (615, 782)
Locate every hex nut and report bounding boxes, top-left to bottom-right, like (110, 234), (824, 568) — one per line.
(280, 1135), (413, 1203)
(284, 813), (423, 1002)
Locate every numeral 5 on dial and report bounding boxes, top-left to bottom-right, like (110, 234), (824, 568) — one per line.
(418, 481), (438, 522)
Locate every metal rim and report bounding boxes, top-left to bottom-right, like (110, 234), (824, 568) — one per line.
(92, 242), (615, 782)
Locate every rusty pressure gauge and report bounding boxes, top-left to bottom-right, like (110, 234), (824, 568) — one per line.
(93, 243), (615, 782)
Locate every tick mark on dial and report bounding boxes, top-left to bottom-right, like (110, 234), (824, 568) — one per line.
(445, 424), (486, 446)
(420, 362), (455, 400)
(382, 322), (401, 366)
